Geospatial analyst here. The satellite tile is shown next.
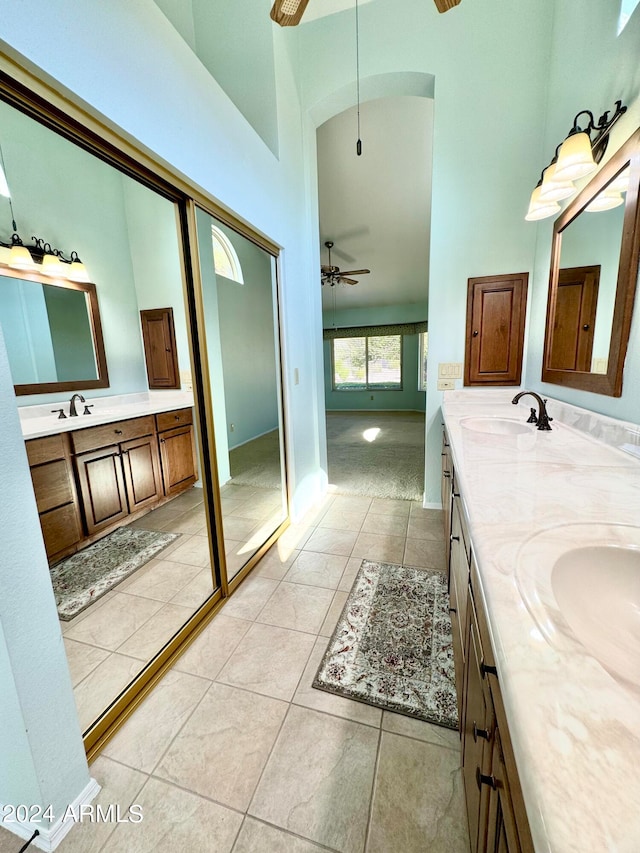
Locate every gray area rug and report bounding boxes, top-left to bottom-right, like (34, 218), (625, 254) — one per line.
(313, 560), (458, 729)
(326, 411), (425, 501)
(51, 527), (180, 621)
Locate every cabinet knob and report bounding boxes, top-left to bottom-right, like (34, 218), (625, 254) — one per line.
(472, 330), (479, 337)
(175, 415), (180, 420)
(473, 722), (490, 742)
(115, 429), (123, 435)
(449, 607), (457, 614)
(476, 768), (497, 790)
(160, 438), (165, 444)
(450, 534), (460, 542)
(443, 471), (451, 478)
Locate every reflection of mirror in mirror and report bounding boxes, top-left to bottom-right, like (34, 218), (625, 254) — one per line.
(553, 194), (625, 374)
(0, 273), (99, 384)
(196, 208), (286, 581)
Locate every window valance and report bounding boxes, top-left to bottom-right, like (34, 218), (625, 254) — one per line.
(323, 321), (427, 340)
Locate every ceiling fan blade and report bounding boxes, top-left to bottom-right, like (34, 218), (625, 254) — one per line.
(339, 269), (370, 276)
(270, 0), (310, 26)
(433, 0), (461, 12)
(340, 277), (360, 286)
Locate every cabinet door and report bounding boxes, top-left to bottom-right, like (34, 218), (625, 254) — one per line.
(121, 434), (162, 513)
(158, 424), (197, 496)
(464, 274), (528, 386)
(140, 307), (180, 389)
(76, 445), (129, 535)
(449, 497), (469, 715)
(462, 592), (493, 853)
(442, 429), (453, 568)
(485, 729), (523, 853)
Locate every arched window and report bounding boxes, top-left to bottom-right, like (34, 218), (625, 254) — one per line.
(211, 224), (244, 283)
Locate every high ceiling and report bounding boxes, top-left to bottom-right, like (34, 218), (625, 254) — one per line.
(302, 0), (375, 23)
(317, 95), (433, 315)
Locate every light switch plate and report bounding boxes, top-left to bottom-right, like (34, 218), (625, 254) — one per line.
(437, 379), (455, 391)
(438, 362), (463, 379)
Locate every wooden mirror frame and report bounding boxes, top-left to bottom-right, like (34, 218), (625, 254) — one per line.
(542, 126), (640, 397)
(0, 265), (110, 395)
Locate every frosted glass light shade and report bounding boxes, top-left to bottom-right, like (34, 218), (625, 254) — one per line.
(68, 259), (90, 282)
(585, 190), (625, 213)
(41, 252), (66, 277)
(525, 185), (561, 221)
(8, 243), (35, 269)
(608, 168), (630, 194)
(539, 163), (577, 202)
(0, 245), (11, 265)
(554, 132), (597, 181)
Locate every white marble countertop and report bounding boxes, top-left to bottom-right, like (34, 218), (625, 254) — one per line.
(441, 389), (640, 853)
(19, 390), (195, 439)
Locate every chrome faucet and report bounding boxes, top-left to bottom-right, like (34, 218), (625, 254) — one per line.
(69, 393), (86, 417)
(512, 391), (553, 430)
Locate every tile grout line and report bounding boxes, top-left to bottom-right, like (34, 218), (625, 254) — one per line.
(363, 721), (385, 853)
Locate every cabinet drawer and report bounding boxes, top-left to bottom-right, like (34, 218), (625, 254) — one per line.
(30, 460), (75, 513)
(26, 434), (67, 466)
(41, 503), (82, 559)
(71, 415), (156, 454)
(156, 407), (193, 432)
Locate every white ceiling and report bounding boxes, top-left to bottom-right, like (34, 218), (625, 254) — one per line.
(302, 0), (375, 23)
(317, 95), (433, 314)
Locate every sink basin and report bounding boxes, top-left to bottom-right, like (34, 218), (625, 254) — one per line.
(516, 523), (640, 688)
(552, 546), (640, 687)
(460, 417), (532, 436)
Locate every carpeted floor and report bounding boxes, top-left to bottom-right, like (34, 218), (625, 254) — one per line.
(228, 429), (283, 491)
(313, 559), (458, 729)
(326, 410), (425, 501)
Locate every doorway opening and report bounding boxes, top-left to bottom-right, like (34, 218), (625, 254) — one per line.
(316, 95), (433, 503)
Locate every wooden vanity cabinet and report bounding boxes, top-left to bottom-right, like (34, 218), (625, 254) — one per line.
(156, 408), (197, 496)
(26, 433), (82, 562)
(442, 428), (533, 853)
(73, 415), (162, 535)
(442, 427), (453, 568)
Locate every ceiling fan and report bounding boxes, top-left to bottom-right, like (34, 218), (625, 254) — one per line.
(270, 0), (460, 26)
(321, 241), (370, 287)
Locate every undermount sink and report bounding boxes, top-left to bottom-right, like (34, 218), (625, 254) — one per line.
(460, 417), (532, 436)
(516, 523), (640, 689)
(551, 546), (640, 688)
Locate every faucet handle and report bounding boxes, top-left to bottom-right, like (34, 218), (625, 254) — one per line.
(51, 409), (67, 419)
(526, 407), (538, 424)
(83, 404), (94, 416)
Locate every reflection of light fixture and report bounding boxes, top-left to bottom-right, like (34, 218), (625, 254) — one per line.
(585, 190), (625, 213)
(608, 169), (630, 194)
(0, 233), (91, 279)
(526, 100), (627, 221)
(270, 0), (310, 26)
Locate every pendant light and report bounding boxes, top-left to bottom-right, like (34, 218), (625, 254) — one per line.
(355, 0), (362, 156)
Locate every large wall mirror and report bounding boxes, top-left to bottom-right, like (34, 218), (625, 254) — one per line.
(542, 126), (640, 396)
(0, 267), (109, 394)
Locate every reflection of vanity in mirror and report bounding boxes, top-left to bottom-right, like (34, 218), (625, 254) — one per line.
(0, 267), (109, 394)
(543, 127), (640, 395)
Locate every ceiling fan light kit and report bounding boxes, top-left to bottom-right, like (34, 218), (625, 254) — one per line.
(321, 241), (370, 287)
(270, 0), (310, 26)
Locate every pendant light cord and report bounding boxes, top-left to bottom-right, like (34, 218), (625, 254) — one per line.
(355, 0), (362, 156)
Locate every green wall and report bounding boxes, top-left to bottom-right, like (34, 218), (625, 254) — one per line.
(323, 303), (426, 412)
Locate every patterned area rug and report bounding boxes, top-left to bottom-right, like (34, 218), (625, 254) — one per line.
(313, 560), (458, 729)
(51, 527), (180, 621)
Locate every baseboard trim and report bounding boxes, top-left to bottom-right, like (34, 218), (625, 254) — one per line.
(423, 500), (442, 510)
(0, 777), (101, 851)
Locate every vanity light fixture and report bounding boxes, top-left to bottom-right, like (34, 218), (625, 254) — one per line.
(585, 189), (625, 213)
(0, 233), (90, 280)
(526, 100), (627, 221)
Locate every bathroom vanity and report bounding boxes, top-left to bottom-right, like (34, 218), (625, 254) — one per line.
(441, 389), (640, 853)
(21, 392), (198, 563)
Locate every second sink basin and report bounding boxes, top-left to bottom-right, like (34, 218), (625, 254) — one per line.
(516, 523), (640, 690)
(552, 545), (640, 688)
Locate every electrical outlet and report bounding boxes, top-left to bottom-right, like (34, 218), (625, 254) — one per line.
(370, 395), (374, 400)
(230, 423), (235, 432)
(437, 379), (455, 391)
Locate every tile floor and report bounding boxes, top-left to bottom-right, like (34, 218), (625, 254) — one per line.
(62, 484), (285, 731)
(0, 494), (470, 853)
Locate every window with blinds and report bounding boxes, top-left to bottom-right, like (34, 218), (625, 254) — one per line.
(332, 335), (402, 390)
